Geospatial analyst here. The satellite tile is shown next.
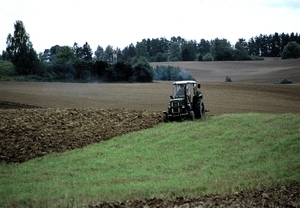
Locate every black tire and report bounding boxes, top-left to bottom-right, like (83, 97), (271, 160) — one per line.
(163, 113), (169, 122)
(189, 111), (195, 121)
(194, 99), (205, 119)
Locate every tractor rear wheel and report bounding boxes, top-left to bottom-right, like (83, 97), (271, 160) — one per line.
(194, 99), (205, 119)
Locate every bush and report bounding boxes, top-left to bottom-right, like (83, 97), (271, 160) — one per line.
(73, 60), (94, 80)
(203, 53), (213, 61)
(114, 61), (134, 81)
(0, 60), (16, 76)
(225, 76), (232, 82)
(154, 52), (168, 62)
(250, 56), (264, 61)
(94, 60), (109, 79)
(198, 54), (203, 61)
(281, 41), (300, 59)
(280, 79), (293, 84)
(131, 57), (154, 82)
(47, 62), (75, 81)
(132, 64), (154, 82)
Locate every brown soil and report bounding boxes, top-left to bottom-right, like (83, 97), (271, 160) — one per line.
(91, 183), (300, 207)
(1, 58), (299, 207)
(0, 104), (162, 163)
(1, 81), (299, 115)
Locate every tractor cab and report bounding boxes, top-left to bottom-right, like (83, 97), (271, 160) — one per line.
(172, 80), (198, 99)
(173, 83), (191, 98)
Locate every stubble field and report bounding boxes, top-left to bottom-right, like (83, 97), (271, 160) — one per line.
(0, 58), (300, 207)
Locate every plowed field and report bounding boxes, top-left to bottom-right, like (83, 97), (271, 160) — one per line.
(0, 106), (162, 163)
(1, 58), (300, 207)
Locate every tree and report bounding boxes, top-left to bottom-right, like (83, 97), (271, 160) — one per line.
(197, 39), (211, 56)
(6, 20), (39, 75)
(181, 41), (197, 61)
(1, 50), (9, 61)
(168, 42), (181, 61)
(281, 33), (290, 54)
(234, 39), (251, 60)
(104, 45), (113, 62)
(258, 34), (270, 57)
(41, 49), (51, 62)
(55, 46), (75, 63)
(210, 38), (234, 61)
(170, 36), (186, 47)
(94, 45), (104, 60)
(146, 37), (169, 59)
(48, 46), (76, 80)
(73, 42), (82, 59)
(281, 41), (300, 59)
(132, 57), (153, 82)
(73, 42), (92, 61)
(135, 42), (149, 59)
(270, 32), (280, 57)
(49, 45), (60, 61)
(248, 37), (259, 56)
(82, 42), (93, 61)
(121, 43), (136, 62)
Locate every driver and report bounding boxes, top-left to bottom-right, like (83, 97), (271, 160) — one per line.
(177, 85), (186, 96)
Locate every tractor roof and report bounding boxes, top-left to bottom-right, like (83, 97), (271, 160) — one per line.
(173, 80), (196, 85)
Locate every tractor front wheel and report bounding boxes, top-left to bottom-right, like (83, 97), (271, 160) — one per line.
(189, 111), (195, 121)
(163, 113), (169, 122)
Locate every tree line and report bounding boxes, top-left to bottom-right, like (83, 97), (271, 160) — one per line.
(2, 20), (300, 82)
(120, 33), (300, 62)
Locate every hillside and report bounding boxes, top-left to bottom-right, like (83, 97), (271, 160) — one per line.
(151, 58), (300, 84)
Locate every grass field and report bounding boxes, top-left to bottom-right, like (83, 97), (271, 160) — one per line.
(1, 113), (299, 207)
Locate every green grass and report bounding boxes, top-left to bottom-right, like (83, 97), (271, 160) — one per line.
(0, 113), (299, 207)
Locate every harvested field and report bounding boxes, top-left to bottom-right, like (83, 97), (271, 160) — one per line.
(1, 81), (299, 115)
(151, 57), (300, 83)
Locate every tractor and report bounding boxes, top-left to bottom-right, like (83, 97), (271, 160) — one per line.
(163, 80), (205, 122)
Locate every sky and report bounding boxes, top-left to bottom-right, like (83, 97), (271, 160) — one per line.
(1, 0), (299, 54)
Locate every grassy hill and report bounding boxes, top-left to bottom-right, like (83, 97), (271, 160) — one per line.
(1, 113), (299, 207)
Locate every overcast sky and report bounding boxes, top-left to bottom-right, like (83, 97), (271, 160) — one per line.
(1, 0), (299, 54)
